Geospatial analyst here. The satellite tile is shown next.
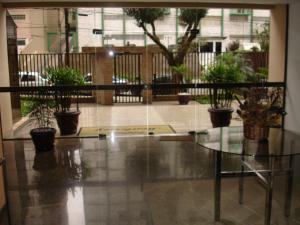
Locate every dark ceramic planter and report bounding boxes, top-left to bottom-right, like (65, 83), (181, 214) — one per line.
(208, 108), (233, 128)
(178, 94), (190, 105)
(30, 127), (56, 152)
(55, 111), (80, 135)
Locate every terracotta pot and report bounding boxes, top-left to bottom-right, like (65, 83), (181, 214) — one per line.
(30, 127), (56, 152)
(55, 111), (80, 135)
(208, 108), (233, 128)
(243, 123), (269, 141)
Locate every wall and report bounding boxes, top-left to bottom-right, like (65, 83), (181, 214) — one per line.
(0, 5), (9, 209)
(0, 110), (6, 210)
(0, 6), (13, 137)
(285, 1), (300, 133)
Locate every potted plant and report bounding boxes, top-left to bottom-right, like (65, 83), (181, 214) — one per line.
(172, 64), (191, 105)
(47, 67), (85, 135)
(236, 87), (283, 141)
(202, 53), (247, 127)
(29, 98), (56, 151)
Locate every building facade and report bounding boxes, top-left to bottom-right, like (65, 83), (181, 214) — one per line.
(8, 8), (270, 53)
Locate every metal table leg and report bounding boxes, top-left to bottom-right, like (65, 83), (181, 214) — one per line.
(285, 155), (294, 217)
(239, 156), (245, 204)
(265, 157), (275, 225)
(215, 151), (222, 221)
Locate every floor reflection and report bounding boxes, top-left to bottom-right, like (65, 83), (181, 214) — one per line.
(2, 137), (300, 225)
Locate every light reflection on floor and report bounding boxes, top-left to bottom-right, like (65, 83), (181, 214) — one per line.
(2, 136), (300, 225)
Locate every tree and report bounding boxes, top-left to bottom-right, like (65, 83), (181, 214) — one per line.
(124, 8), (207, 83)
(255, 22), (270, 52)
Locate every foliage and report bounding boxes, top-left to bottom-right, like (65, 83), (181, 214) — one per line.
(179, 9), (207, 26)
(21, 99), (36, 117)
(171, 64), (188, 75)
(47, 67), (85, 86)
(219, 52), (254, 79)
(124, 8), (167, 24)
(46, 67), (85, 112)
(255, 22), (270, 52)
(124, 8), (207, 83)
(236, 87), (283, 127)
(227, 40), (240, 52)
(196, 95), (211, 104)
(246, 67), (268, 83)
(257, 67), (268, 77)
(202, 53), (249, 109)
(251, 46), (259, 52)
(29, 98), (55, 128)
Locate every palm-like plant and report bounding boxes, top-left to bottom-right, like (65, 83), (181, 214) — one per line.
(47, 67), (85, 112)
(202, 53), (247, 109)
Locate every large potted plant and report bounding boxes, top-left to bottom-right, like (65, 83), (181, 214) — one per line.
(236, 87), (283, 141)
(172, 64), (191, 105)
(29, 98), (56, 151)
(202, 53), (247, 127)
(47, 67), (85, 135)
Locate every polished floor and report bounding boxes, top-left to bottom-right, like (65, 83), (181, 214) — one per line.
(2, 136), (300, 225)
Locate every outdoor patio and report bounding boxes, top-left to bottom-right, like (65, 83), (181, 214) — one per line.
(11, 101), (242, 139)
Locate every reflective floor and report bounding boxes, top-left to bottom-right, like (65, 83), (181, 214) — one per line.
(2, 136), (300, 225)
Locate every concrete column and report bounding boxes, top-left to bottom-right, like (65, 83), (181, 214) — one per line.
(92, 52), (113, 105)
(0, 111), (5, 209)
(0, 6), (13, 136)
(268, 5), (287, 82)
(285, 1), (300, 133)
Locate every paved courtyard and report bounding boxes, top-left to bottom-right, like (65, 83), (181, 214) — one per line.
(11, 101), (242, 139)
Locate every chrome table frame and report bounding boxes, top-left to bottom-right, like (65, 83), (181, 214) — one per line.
(214, 151), (294, 225)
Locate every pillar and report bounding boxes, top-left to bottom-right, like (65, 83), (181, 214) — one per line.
(0, 110), (5, 210)
(0, 6), (13, 137)
(268, 5), (287, 82)
(285, 1), (300, 133)
(92, 52), (113, 105)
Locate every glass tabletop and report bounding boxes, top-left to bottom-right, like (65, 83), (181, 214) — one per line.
(196, 126), (300, 157)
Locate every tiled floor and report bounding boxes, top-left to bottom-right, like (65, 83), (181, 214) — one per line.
(2, 136), (300, 225)
(10, 101), (242, 139)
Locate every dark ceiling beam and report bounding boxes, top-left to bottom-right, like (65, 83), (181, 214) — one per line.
(2, 1), (275, 9)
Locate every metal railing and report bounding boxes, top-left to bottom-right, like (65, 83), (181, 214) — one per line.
(113, 52), (143, 103)
(152, 51), (269, 98)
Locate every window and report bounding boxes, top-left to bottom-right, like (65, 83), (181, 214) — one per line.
(17, 39), (26, 46)
(11, 14), (26, 20)
(200, 42), (213, 53)
(230, 9), (251, 16)
(216, 42), (222, 54)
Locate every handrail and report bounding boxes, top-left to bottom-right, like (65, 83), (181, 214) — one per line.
(0, 82), (285, 93)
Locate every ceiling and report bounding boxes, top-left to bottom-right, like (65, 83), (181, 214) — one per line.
(0, 0), (292, 9)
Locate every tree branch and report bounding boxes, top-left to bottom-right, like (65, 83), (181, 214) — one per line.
(175, 20), (200, 64)
(150, 22), (156, 36)
(140, 23), (174, 64)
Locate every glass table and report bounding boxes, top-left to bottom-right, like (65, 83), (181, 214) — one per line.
(196, 126), (300, 225)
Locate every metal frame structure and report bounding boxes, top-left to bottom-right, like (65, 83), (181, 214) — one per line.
(212, 140), (295, 225)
